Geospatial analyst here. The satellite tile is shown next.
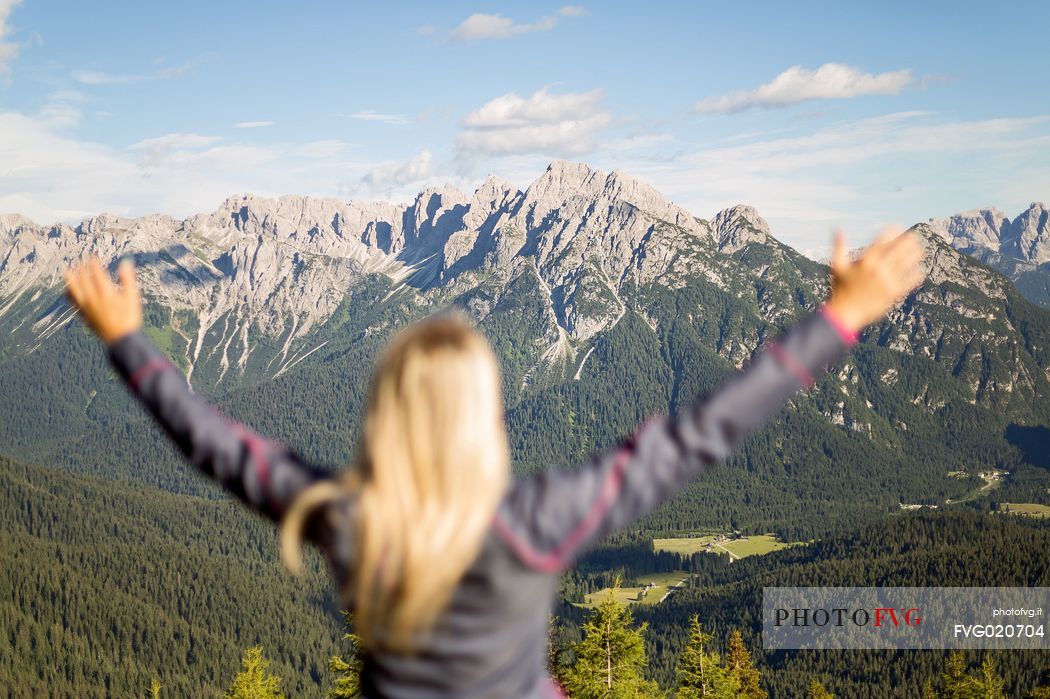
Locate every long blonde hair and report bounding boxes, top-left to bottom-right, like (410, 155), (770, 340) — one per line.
(280, 312), (510, 651)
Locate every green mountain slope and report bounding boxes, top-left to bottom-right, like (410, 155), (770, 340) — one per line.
(1, 226), (1049, 539)
(0, 454), (342, 697)
(563, 511), (1050, 697)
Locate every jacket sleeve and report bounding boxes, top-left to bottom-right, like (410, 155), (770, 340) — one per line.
(108, 330), (331, 525)
(493, 306), (859, 573)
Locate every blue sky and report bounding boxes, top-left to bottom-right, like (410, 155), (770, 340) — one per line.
(1, 1), (1047, 257)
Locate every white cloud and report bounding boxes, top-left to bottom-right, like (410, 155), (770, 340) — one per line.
(349, 110), (411, 126)
(234, 121), (274, 129)
(457, 87), (611, 158)
(47, 89), (86, 103)
(360, 150), (433, 195)
(37, 99), (81, 129)
(156, 63), (192, 80)
(25, 90), (88, 129)
(0, 0), (24, 77)
(72, 69), (149, 85)
(695, 63), (913, 114)
(72, 60), (195, 86)
(450, 7), (587, 42)
(298, 139), (350, 158)
(603, 131), (673, 152)
(0, 111), (372, 225)
(129, 132), (224, 169)
(616, 111), (1050, 255)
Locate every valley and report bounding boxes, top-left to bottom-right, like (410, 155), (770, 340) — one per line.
(1, 161), (1048, 696)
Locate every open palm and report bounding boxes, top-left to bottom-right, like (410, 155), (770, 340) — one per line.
(65, 257), (143, 345)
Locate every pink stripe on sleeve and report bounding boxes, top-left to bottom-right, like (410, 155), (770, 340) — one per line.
(767, 341), (815, 387)
(545, 677), (568, 698)
(493, 447), (630, 572)
(129, 358), (172, 391)
(820, 304), (859, 346)
(229, 421), (277, 511)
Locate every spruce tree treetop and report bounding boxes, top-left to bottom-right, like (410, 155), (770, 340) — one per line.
(676, 615), (739, 699)
(562, 579), (663, 698)
(329, 613), (363, 699)
(808, 680), (835, 699)
(725, 629), (766, 699)
(224, 646), (287, 699)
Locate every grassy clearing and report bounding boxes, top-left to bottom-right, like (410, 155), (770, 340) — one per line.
(999, 503), (1050, 518)
(652, 535), (717, 555)
(946, 471), (1007, 505)
(578, 571), (689, 609)
(653, 534), (800, 560)
(719, 535), (797, 558)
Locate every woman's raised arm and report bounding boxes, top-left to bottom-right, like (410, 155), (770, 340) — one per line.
(494, 228), (926, 572)
(65, 257), (330, 524)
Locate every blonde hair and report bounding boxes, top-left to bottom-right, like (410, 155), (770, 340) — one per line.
(280, 312), (510, 652)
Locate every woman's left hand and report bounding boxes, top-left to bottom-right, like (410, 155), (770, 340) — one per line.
(65, 256), (143, 345)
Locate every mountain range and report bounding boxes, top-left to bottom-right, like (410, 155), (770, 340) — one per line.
(0, 160), (1047, 533)
(0, 161), (783, 384)
(927, 203), (1050, 306)
(2, 161), (1049, 697)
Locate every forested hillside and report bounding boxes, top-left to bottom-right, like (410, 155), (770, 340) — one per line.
(2, 163), (1049, 695)
(555, 511), (1050, 697)
(4, 453), (1048, 697)
(2, 164), (1049, 541)
(1, 259), (1047, 542)
(0, 455), (343, 697)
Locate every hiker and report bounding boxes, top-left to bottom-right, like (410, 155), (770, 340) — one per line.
(64, 227), (925, 698)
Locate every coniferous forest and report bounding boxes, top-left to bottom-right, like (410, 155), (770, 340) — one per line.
(3, 0), (1050, 693)
(2, 196), (1049, 695)
(3, 446), (1049, 696)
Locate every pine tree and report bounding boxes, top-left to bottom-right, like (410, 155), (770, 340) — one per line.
(943, 652), (978, 699)
(328, 614), (363, 699)
(225, 646), (287, 699)
(724, 629), (765, 699)
(808, 680), (834, 699)
(675, 616), (739, 698)
(562, 579), (662, 698)
(922, 679), (938, 699)
(978, 656), (1006, 698)
(942, 652), (1005, 699)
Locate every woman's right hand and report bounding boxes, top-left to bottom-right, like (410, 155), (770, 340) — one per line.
(65, 256), (144, 346)
(824, 227), (926, 334)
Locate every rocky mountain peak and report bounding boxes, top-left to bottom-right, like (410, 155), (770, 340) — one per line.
(926, 208), (1008, 251)
(1003, 201), (1049, 264)
(2, 164), (1045, 389)
(79, 213), (123, 236)
(604, 169), (663, 206)
(713, 204), (771, 253)
(0, 214), (40, 235)
(910, 223), (1009, 298)
(462, 176), (521, 232)
(474, 174), (519, 202)
(526, 160), (604, 204)
(927, 202), (1048, 266)
(545, 158), (599, 179)
(602, 169), (702, 232)
(413, 183), (468, 207)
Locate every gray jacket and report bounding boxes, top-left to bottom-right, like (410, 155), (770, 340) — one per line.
(108, 306), (857, 698)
